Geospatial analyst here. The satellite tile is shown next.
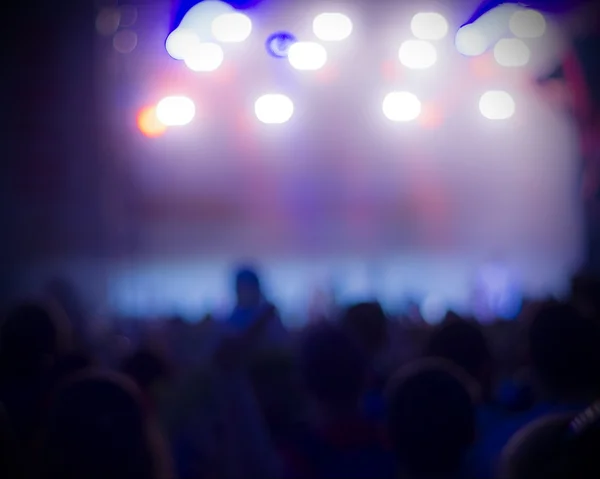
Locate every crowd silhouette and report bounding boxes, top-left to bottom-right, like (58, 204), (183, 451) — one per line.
(1, 268), (600, 479)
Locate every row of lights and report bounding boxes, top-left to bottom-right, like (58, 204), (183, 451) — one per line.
(165, 3), (544, 72)
(136, 3), (545, 136)
(166, 7), (449, 72)
(138, 88), (515, 138)
(456, 5), (546, 65)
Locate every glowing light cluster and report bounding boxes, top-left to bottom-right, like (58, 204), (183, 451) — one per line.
(165, 1), (252, 72)
(138, 88), (516, 137)
(455, 4), (521, 57)
(144, 7), (522, 137)
(137, 96), (196, 137)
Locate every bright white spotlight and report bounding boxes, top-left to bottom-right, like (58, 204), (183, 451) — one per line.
(479, 91), (515, 120)
(312, 13), (353, 41)
(165, 28), (200, 60)
(493, 38), (531, 67)
(509, 9), (546, 38)
(255, 94), (294, 124)
(410, 12), (449, 40)
(156, 96), (196, 126)
(288, 42), (327, 70)
(456, 4), (521, 56)
(183, 42), (224, 72)
(455, 24), (488, 56)
(180, 0), (234, 37)
(211, 12), (252, 42)
(382, 92), (421, 122)
(398, 40), (437, 69)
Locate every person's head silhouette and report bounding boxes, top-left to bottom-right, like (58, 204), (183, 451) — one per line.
(234, 266), (262, 309)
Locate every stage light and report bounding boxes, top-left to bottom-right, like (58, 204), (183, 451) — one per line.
(455, 24), (488, 56)
(211, 12), (252, 42)
(410, 12), (449, 41)
(288, 42), (327, 70)
(179, 0), (233, 36)
(509, 9), (546, 38)
(266, 31), (297, 58)
(137, 105), (167, 137)
(312, 13), (353, 41)
(382, 92), (421, 122)
(183, 42), (224, 72)
(493, 38), (530, 67)
(456, 4), (520, 57)
(398, 40), (437, 69)
(479, 91), (515, 120)
(156, 96), (196, 126)
(255, 94), (294, 124)
(165, 28), (200, 60)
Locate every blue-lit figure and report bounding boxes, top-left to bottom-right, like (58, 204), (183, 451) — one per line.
(228, 267), (289, 348)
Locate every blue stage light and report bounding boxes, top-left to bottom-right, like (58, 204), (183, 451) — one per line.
(265, 31), (297, 58)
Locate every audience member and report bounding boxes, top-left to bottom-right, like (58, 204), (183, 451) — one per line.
(38, 371), (173, 479)
(529, 301), (600, 404)
(282, 324), (395, 478)
(341, 302), (390, 421)
(228, 266), (288, 349)
(0, 301), (70, 468)
(499, 402), (600, 479)
(3, 265), (600, 479)
(386, 359), (476, 479)
(427, 317), (492, 402)
(49, 351), (94, 386)
(468, 301), (600, 478)
(0, 401), (18, 478)
(571, 272), (600, 319)
(121, 348), (172, 411)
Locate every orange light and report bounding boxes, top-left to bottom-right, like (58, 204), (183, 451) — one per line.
(137, 105), (167, 137)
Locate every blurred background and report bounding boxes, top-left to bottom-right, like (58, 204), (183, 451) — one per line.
(3, 0), (589, 324)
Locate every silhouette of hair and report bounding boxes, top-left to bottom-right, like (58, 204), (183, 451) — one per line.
(386, 360), (476, 477)
(0, 301), (67, 376)
(0, 402), (17, 478)
(235, 267), (261, 289)
(571, 272), (600, 316)
(528, 301), (600, 398)
(341, 302), (388, 357)
(426, 318), (492, 397)
(300, 324), (367, 407)
(500, 405), (600, 479)
(50, 352), (94, 387)
(40, 372), (165, 479)
(121, 348), (170, 394)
